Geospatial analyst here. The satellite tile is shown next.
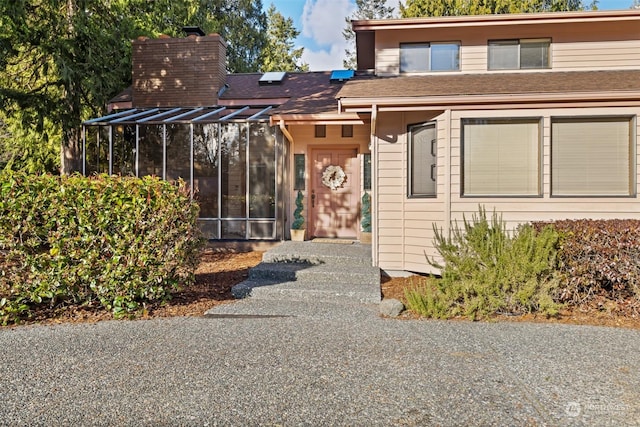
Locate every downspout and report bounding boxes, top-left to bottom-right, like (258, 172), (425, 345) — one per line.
(370, 104), (378, 268)
(278, 119), (294, 145)
(444, 109), (452, 239)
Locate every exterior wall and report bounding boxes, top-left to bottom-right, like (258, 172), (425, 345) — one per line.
(374, 20), (640, 75)
(375, 111), (446, 274)
(132, 34), (227, 107)
(375, 106), (640, 274)
(286, 124), (371, 238)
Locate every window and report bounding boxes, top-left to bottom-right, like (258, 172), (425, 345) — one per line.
(400, 42), (460, 73)
(342, 125), (353, 138)
(488, 39), (550, 70)
(363, 153), (371, 191)
(462, 119), (541, 196)
(408, 123), (437, 197)
(552, 117), (634, 196)
(294, 154), (305, 190)
(315, 125), (326, 138)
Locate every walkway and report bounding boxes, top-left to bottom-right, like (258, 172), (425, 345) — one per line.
(206, 240), (381, 317)
(1, 313), (639, 425)
(2, 242), (639, 425)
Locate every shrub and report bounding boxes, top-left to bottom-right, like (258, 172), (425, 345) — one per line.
(291, 190), (305, 230)
(361, 192), (371, 233)
(0, 172), (203, 324)
(533, 219), (640, 305)
(406, 207), (562, 320)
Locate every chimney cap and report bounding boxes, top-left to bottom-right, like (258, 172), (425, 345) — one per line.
(182, 26), (206, 37)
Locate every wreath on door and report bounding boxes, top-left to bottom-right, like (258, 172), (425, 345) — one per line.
(322, 165), (346, 190)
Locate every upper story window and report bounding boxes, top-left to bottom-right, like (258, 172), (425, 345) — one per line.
(488, 39), (550, 70)
(400, 42), (460, 73)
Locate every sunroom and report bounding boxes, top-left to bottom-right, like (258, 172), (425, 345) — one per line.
(81, 105), (287, 241)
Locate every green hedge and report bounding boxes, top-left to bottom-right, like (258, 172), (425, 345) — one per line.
(0, 172), (203, 324)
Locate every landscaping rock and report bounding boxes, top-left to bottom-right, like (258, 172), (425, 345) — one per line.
(379, 299), (405, 317)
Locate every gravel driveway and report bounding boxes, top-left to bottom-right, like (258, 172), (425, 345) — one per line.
(1, 301), (639, 426)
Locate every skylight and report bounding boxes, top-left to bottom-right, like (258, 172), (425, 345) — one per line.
(259, 71), (286, 85)
(330, 69), (355, 83)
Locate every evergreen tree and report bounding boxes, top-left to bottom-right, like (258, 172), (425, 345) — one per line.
(400, 0), (596, 17)
(0, 0), (267, 174)
(343, 0), (395, 69)
(262, 4), (309, 72)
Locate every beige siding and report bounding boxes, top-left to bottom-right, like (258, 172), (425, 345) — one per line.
(374, 20), (640, 74)
(375, 106), (640, 275)
(376, 111), (445, 274)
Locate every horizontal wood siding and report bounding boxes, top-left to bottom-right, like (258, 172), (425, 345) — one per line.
(373, 20), (640, 74)
(450, 106), (640, 235)
(375, 106), (640, 274)
(376, 112), (445, 274)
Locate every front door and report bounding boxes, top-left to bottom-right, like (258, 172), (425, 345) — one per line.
(310, 148), (359, 238)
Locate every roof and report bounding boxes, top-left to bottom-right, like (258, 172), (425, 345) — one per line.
(352, 9), (640, 31)
(108, 72), (344, 117)
(221, 72), (342, 115)
(337, 70), (640, 110)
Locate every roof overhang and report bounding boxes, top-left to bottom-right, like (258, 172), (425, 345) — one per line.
(339, 91), (640, 113)
(352, 9), (640, 32)
(270, 112), (370, 126)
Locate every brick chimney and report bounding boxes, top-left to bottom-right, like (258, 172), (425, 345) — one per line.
(132, 32), (227, 108)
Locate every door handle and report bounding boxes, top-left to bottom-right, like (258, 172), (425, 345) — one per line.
(311, 190), (315, 208)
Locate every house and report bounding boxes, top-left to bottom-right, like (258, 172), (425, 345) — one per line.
(82, 9), (640, 276)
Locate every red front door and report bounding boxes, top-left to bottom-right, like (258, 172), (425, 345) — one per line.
(310, 148), (359, 238)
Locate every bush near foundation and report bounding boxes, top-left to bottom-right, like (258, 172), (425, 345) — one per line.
(532, 219), (640, 306)
(0, 172), (203, 324)
(406, 208), (562, 320)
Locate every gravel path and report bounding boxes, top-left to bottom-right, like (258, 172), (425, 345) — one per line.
(1, 302), (639, 426)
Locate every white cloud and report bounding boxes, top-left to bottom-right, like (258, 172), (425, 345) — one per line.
(299, 0), (356, 70)
(302, 0), (354, 46)
(302, 43), (346, 71)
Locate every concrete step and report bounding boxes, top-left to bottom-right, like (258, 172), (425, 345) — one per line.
(262, 241), (372, 267)
(248, 262), (380, 285)
(229, 240), (380, 307)
(232, 279), (381, 304)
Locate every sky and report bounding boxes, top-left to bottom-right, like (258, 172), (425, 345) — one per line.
(264, 0), (637, 71)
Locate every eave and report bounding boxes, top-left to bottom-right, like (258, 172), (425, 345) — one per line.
(339, 91), (640, 113)
(352, 9), (640, 32)
(270, 112), (370, 126)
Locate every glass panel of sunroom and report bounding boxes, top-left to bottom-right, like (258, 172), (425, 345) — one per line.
(98, 126), (110, 174)
(84, 126), (99, 175)
(112, 124), (136, 176)
(193, 123), (219, 218)
(221, 123), (247, 218)
(249, 122), (276, 219)
(165, 123), (191, 185)
(138, 125), (164, 177)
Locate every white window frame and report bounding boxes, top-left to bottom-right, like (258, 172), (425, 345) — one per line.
(400, 42), (460, 73)
(408, 122), (437, 198)
(461, 118), (542, 197)
(551, 116), (636, 197)
(488, 38), (551, 70)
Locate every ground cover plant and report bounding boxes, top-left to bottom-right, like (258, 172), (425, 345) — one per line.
(406, 207), (563, 320)
(0, 172), (203, 324)
(405, 208), (640, 322)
